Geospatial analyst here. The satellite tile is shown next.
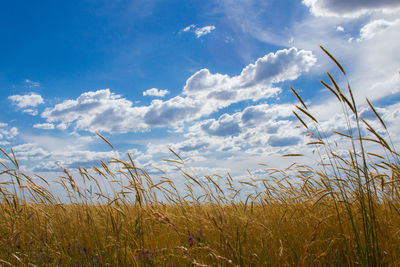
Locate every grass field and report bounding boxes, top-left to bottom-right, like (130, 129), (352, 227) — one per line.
(1, 49), (399, 266)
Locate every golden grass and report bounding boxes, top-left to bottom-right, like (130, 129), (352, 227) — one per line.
(0, 47), (399, 266)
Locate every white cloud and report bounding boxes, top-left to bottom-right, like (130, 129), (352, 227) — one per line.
(0, 123), (18, 141)
(56, 123), (69, 130)
(303, 0), (400, 18)
(182, 24), (195, 32)
(9, 92), (44, 108)
(143, 47), (316, 126)
(40, 48), (316, 133)
(13, 143), (49, 161)
(358, 18), (400, 41)
(183, 103), (300, 153)
(41, 89), (148, 133)
(182, 24), (216, 38)
(33, 123), (55, 130)
(143, 96), (201, 126)
(195, 25), (216, 38)
(143, 88), (169, 97)
(336, 26), (344, 32)
(200, 113), (241, 137)
(22, 109), (39, 116)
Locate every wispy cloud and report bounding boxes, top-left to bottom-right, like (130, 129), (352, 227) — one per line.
(33, 123), (55, 130)
(303, 0), (400, 18)
(24, 79), (40, 88)
(357, 18), (400, 41)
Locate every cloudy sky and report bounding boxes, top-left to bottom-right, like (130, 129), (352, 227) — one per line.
(1, 0), (399, 179)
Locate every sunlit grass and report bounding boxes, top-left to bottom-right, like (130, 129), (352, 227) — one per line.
(0, 47), (399, 266)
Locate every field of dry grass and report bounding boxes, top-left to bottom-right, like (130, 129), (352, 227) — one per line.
(1, 48), (399, 266)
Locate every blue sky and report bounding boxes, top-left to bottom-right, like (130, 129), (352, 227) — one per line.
(1, 0), (400, 179)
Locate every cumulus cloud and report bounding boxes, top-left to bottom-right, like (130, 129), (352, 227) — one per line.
(143, 88), (169, 97)
(303, 0), (400, 17)
(40, 48), (315, 133)
(182, 24), (216, 38)
(33, 123), (55, 130)
(9, 92), (44, 108)
(0, 123), (18, 141)
(144, 96), (201, 126)
(178, 139), (210, 152)
(180, 102), (303, 159)
(144, 47), (315, 126)
(358, 19), (400, 41)
(200, 114), (241, 137)
(41, 89), (148, 133)
(241, 103), (292, 126)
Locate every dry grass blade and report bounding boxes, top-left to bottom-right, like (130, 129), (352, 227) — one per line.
(306, 141), (325, 146)
(341, 92), (356, 114)
(320, 45), (346, 75)
(333, 131), (352, 138)
(282, 154), (304, 157)
(96, 132), (114, 149)
(168, 147), (183, 162)
(10, 147), (19, 169)
(35, 174), (50, 186)
(347, 83), (358, 115)
(296, 105), (318, 123)
(182, 171), (203, 188)
(366, 98), (387, 130)
(366, 152), (385, 160)
(0, 147), (17, 168)
(291, 86), (307, 110)
(205, 176), (224, 195)
(239, 181), (256, 187)
(162, 158), (184, 165)
(326, 72), (342, 94)
(362, 119), (391, 151)
(320, 80), (341, 102)
(0, 258), (14, 266)
(327, 72), (355, 113)
(293, 111), (309, 129)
